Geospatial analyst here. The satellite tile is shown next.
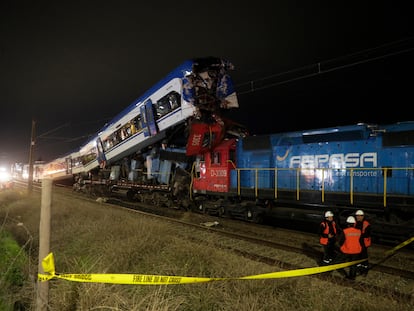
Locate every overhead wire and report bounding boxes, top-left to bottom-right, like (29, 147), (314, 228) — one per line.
(236, 36), (414, 95)
(35, 38), (414, 157)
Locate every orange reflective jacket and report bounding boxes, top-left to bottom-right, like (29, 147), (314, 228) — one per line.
(355, 219), (371, 247)
(340, 227), (362, 254)
(319, 220), (337, 245)
(361, 220), (371, 247)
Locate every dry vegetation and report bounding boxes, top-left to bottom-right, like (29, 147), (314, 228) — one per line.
(0, 188), (413, 310)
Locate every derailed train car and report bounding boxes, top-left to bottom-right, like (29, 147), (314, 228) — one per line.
(41, 57), (242, 182)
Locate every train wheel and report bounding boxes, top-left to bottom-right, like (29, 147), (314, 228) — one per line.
(218, 206), (226, 218)
(198, 203), (207, 214)
(244, 207), (263, 223)
(245, 208), (254, 222)
(126, 190), (136, 201)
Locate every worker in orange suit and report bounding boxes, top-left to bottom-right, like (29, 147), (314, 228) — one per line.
(319, 210), (340, 265)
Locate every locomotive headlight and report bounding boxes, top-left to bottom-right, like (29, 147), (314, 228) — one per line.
(0, 167), (11, 182)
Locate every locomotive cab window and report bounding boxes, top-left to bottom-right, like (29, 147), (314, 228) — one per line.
(211, 151), (221, 165)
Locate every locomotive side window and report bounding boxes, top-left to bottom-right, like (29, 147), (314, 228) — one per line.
(212, 151), (221, 165)
(229, 149), (235, 163)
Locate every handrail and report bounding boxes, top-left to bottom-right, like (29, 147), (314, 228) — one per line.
(232, 167), (414, 207)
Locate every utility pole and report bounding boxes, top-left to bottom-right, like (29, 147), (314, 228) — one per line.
(36, 178), (52, 310)
(28, 119), (36, 194)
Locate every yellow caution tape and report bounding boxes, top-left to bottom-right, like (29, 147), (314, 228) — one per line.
(239, 260), (364, 280)
(37, 254), (363, 285)
(38, 236), (414, 285)
(384, 236), (414, 256)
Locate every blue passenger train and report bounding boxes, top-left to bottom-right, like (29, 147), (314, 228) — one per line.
(41, 57), (242, 181)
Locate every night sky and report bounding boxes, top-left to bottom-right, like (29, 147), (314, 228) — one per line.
(1, 2), (413, 164)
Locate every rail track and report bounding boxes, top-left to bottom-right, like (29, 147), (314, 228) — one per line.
(11, 178), (414, 302)
(96, 200), (414, 303)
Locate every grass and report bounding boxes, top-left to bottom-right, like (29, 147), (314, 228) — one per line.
(0, 188), (413, 310)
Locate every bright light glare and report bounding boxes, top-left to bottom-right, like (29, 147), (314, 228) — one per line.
(0, 167), (11, 182)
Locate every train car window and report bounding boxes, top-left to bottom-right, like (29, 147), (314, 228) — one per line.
(124, 123), (132, 136)
(154, 102), (170, 119)
(382, 130), (414, 147)
(132, 115), (142, 132)
(104, 132), (120, 150)
(120, 127), (128, 140)
(155, 91), (181, 119)
(73, 157), (82, 168)
(102, 114), (145, 152)
(81, 148), (98, 165)
(103, 137), (112, 151)
(168, 92), (180, 109)
(113, 132), (121, 146)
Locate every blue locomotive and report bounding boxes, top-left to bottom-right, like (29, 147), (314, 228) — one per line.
(191, 122), (414, 241)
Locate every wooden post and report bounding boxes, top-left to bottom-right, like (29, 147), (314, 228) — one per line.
(28, 119), (36, 194)
(36, 178), (52, 310)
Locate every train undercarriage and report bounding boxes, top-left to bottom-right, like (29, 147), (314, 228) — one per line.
(70, 172), (414, 247)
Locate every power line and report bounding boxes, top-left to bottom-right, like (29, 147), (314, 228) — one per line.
(236, 36), (414, 95)
(36, 122), (70, 139)
(36, 118), (112, 142)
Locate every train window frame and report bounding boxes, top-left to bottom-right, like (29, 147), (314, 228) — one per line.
(211, 151), (221, 165)
(81, 147), (98, 165)
(154, 91), (181, 120)
(102, 114), (144, 152)
(229, 149), (235, 163)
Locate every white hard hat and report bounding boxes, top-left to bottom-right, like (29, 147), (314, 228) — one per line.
(346, 216), (356, 224)
(324, 211), (334, 217)
(355, 209), (364, 216)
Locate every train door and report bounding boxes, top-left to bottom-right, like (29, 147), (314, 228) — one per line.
(140, 99), (158, 137)
(65, 157), (73, 175)
(96, 137), (107, 167)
